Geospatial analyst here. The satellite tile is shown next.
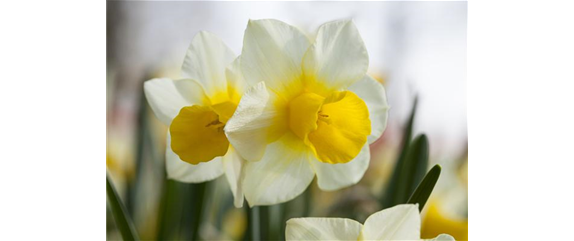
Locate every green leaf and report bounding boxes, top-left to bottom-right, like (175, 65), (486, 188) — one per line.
(106, 174), (140, 241)
(407, 164), (442, 212)
(382, 133), (430, 207)
(381, 97), (418, 207)
(396, 134), (430, 203)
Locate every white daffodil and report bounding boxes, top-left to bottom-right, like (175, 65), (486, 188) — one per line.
(225, 19), (389, 206)
(144, 31), (246, 207)
(286, 204), (455, 241)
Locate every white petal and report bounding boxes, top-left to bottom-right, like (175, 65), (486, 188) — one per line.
(425, 234), (456, 241)
(348, 75), (390, 144)
(224, 81), (288, 162)
(303, 19), (369, 90)
(310, 143), (370, 191)
(225, 56), (246, 96)
(241, 19), (310, 98)
(242, 133), (315, 206)
(222, 148), (245, 208)
(165, 132), (224, 183)
(361, 204), (420, 240)
(182, 31), (236, 98)
(286, 218), (363, 241)
(144, 78), (203, 125)
(173, 79), (210, 106)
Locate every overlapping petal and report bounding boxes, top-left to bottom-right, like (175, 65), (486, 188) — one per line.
(286, 218), (363, 241)
(241, 133), (315, 206)
(222, 147), (245, 208)
(143, 78), (206, 125)
(225, 82), (288, 162)
(348, 75), (390, 144)
(225, 56), (246, 104)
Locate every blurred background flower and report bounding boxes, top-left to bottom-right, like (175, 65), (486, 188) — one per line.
(107, 1), (467, 240)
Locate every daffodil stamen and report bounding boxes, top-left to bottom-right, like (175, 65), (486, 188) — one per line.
(317, 111), (331, 124)
(318, 112), (329, 118)
(205, 119), (221, 127)
(205, 118), (226, 133)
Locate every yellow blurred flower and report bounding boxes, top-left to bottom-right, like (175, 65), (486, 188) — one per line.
(422, 200), (468, 240)
(222, 208), (247, 240)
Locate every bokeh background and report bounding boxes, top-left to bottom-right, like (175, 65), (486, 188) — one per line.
(107, 1), (467, 240)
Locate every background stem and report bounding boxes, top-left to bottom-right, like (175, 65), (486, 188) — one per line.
(250, 206), (260, 241)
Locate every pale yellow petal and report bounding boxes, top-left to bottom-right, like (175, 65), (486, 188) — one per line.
(222, 147), (245, 208)
(144, 78), (205, 125)
(303, 19), (368, 90)
(225, 56), (246, 104)
(361, 204), (420, 240)
(241, 132), (315, 206)
(241, 19), (310, 99)
(224, 82), (288, 162)
(182, 31), (236, 101)
(286, 218), (363, 241)
(310, 143), (370, 191)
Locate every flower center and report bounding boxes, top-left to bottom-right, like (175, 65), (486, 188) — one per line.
(288, 92), (325, 142)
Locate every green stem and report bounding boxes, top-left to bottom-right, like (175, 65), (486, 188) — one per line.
(251, 206), (260, 241)
(280, 202), (288, 241)
(274, 203), (286, 241)
(259, 206), (270, 240)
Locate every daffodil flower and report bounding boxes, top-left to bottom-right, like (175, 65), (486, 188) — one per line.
(225, 19), (389, 206)
(286, 204), (454, 241)
(144, 31), (246, 207)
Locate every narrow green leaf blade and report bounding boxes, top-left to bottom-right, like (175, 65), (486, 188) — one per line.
(407, 164), (442, 212)
(406, 134), (429, 197)
(381, 97), (418, 207)
(393, 134), (430, 205)
(107, 174), (140, 241)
